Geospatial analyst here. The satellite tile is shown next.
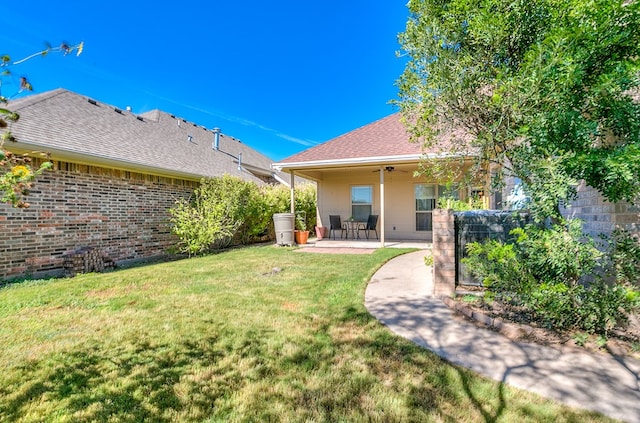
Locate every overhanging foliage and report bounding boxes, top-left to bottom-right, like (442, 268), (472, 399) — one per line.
(396, 0), (640, 220)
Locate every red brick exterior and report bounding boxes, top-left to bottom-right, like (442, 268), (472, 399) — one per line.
(0, 160), (195, 279)
(432, 209), (456, 297)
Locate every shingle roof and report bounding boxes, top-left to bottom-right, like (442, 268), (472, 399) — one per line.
(6, 88), (283, 184)
(277, 113), (423, 164)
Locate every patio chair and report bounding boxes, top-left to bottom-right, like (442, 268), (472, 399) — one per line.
(358, 214), (379, 240)
(329, 215), (346, 239)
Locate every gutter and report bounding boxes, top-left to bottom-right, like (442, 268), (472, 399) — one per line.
(272, 152), (472, 172)
(9, 142), (212, 182)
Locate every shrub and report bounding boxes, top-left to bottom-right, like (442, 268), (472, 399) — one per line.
(198, 175), (261, 248)
(169, 176), (317, 255)
(510, 220), (602, 286)
(464, 240), (533, 303)
(437, 196), (485, 211)
(575, 281), (633, 335)
(169, 183), (240, 256)
(609, 228), (640, 289)
(464, 219), (638, 335)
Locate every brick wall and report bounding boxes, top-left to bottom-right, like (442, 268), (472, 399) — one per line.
(563, 181), (639, 239)
(0, 161), (195, 279)
(432, 209), (456, 297)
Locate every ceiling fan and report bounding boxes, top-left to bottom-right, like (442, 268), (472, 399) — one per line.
(373, 166), (408, 173)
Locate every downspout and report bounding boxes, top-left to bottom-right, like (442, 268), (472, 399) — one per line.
(380, 165), (385, 247)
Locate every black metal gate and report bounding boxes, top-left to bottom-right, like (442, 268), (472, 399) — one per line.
(455, 210), (529, 287)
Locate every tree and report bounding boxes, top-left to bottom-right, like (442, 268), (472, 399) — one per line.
(0, 41), (84, 207)
(395, 0), (640, 221)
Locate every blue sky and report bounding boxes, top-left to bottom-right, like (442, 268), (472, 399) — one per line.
(1, 2), (410, 161)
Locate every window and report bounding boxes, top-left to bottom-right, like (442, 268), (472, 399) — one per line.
(351, 185), (372, 221)
(415, 184), (437, 231)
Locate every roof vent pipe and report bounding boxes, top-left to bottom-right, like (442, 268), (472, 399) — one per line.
(212, 127), (221, 150)
(238, 152), (242, 171)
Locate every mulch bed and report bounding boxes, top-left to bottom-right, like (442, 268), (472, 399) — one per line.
(444, 295), (640, 359)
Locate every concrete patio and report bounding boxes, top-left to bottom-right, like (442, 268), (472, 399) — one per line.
(299, 237), (432, 250)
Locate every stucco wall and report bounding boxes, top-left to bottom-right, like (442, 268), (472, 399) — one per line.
(0, 161), (195, 279)
(317, 170), (437, 241)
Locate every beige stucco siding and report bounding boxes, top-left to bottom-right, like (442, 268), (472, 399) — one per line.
(316, 169), (434, 241)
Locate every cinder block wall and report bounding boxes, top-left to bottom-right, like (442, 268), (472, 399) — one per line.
(432, 209), (456, 297)
(0, 161), (195, 279)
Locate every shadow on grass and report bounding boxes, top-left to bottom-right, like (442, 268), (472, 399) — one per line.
(0, 307), (613, 422)
(364, 294), (635, 422)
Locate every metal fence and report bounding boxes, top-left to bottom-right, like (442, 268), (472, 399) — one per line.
(455, 210), (530, 286)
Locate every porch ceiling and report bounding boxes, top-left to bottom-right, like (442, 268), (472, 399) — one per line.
(274, 160), (421, 181)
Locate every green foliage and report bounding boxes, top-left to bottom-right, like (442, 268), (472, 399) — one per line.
(423, 254), (434, 266)
(572, 332), (589, 347)
(511, 220), (602, 286)
(576, 280), (632, 335)
(295, 213), (307, 231)
(461, 294), (479, 304)
(609, 228), (640, 289)
(0, 151), (52, 207)
(169, 176), (317, 255)
(293, 183), (316, 232)
(437, 195), (485, 211)
(464, 220), (638, 334)
(169, 178), (241, 256)
(464, 240), (533, 302)
(396, 0), (640, 221)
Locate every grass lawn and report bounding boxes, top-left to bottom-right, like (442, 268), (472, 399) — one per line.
(0, 245), (614, 422)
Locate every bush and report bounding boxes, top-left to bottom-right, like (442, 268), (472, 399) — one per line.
(169, 180), (241, 256)
(463, 219), (638, 335)
(464, 240), (533, 303)
(610, 228), (640, 289)
(576, 281), (633, 335)
(437, 196), (485, 211)
(169, 176), (317, 255)
(510, 220), (602, 286)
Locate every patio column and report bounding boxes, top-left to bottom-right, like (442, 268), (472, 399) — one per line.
(379, 166), (385, 247)
(290, 170), (295, 213)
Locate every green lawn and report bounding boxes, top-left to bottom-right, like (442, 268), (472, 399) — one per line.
(0, 246), (614, 422)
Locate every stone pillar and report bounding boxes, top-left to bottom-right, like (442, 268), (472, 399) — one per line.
(432, 209), (456, 297)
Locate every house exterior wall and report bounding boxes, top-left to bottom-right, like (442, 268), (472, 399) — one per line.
(316, 169), (439, 241)
(562, 181), (639, 239)
(0, 160), (195, 279)
(502, 177), (639, 239)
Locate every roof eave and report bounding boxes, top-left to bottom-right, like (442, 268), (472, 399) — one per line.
(272, 152), (472, 172)
(10, 142), (206, 181)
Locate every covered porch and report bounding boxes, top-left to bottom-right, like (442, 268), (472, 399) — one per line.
(275, 160), (484, 248)
(271, 113), (487, 248)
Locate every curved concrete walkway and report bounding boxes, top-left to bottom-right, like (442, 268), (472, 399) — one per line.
(365, 250), (640, 423)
